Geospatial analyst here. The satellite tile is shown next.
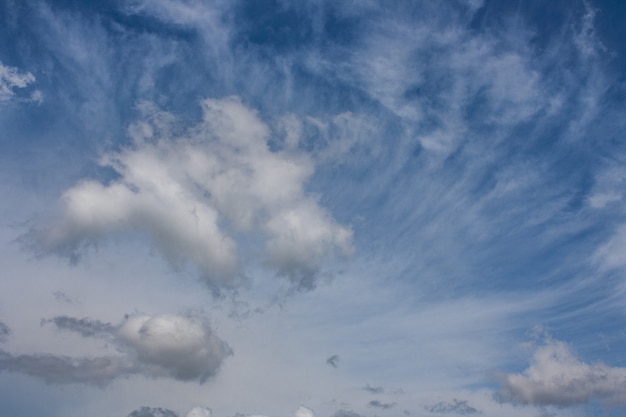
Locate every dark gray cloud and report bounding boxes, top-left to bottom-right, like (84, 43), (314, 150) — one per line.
(42, 316), (114, 338)
(0, 314), (232, 385)
(0, 349), (133, 386)
(424, 399), (479, 415)
(363, 384), (384, 394)
(326, 354), (339, 368)
(127, 406), (179, 417)
(368, 400), (395, 410)
(0, 321), (9, 343)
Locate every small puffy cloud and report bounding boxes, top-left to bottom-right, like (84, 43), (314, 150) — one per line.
(0, 62), (41, 103)
(424, 399), (478, 415)
(496, 339), (626, 406)
(32, 96), (352, 292)
(117, 314), (232, 382)
(185, 407), (211, 417)
(294, 406), (316, 417)
(0, 313), (231, 385)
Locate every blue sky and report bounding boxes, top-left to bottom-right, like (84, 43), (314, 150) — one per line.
(1, 0), (626, 416)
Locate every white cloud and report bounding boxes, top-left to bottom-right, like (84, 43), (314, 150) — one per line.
(294, 406), (316, 417)
(118, 314), (232, 382)
(33, 96), (353, 291)
(185, 406), (212, 417)
(0, 61), (38, 102)
(497, 339), (626, 406)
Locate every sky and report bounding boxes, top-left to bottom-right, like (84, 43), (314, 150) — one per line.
(1, 0), (626, 416)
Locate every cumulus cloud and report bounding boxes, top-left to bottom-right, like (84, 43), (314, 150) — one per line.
(0, 313), (231, 385)
(32, 96), (352, 291)
(294, 406), (316, 417)
(185, 407), (211, 417)
(0, 61), (40, 102)
(117, 314), (232, 382)
(424, 399), (478, 415)
(496, 339), (626, 406)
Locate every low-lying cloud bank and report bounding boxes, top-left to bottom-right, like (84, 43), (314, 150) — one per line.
(0, 313), (231, 385)
(30, 96), (352, 292)
(497, 339), (626, 406)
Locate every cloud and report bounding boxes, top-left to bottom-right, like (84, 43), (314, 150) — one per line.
(496, 339), (626, 406)
(31, 96), (352, 292)
(424, 399), (479, 415)
(117, 314), (232, 382)
(363, 384), (384, 394)
(326, 354), (339, 368)
(331, 411), (365, 417)
(0, 321), (9, 343)
(127, 407), (179, 417)
(0, 313), (231, 385)
(294, 406), (316, 417)
(368, 400), (395, 410)
(0, 61), (40, 102)
(0, 350), (133, 385)
(185, 407), (212, 417)
(42, 316), (114, 338)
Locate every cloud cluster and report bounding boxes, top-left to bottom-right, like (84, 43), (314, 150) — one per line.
(33, 96), (352, 291)
(424, 399), (478, 415)
(0, 61), (40, 103)
(496, 340), (626, 406)
(126, 406), (212, 417)
(0, 314), (231, 385)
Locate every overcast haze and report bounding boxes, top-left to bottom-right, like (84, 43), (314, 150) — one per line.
(1, 0), (626, 416)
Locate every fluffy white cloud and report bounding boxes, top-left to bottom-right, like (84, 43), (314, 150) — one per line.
(185, 407), (212, 417)
(294, 406), (315, 417)
(118, 314), (232, 382)
(34, 96), (352, 291)
(497, 340), (626, 406)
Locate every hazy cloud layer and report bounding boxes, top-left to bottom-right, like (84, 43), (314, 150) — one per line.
(0, 314), (231, 385)
(32, 97), (352, 291)
(497, 340), (626, 406)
